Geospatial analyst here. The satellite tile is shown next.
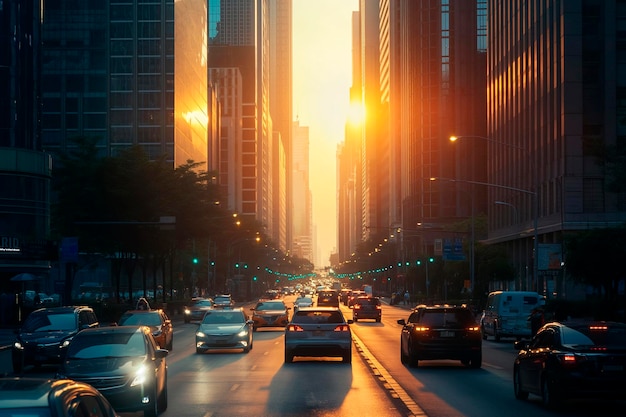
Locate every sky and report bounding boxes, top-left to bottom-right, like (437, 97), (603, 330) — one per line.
(292, 0), (358, 267)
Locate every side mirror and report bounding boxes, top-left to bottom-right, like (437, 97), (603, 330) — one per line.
(513, 340), (527, 351)
(397, 319), (406, 325)
(155, 348), (169, 358)
(347, 319), (354, 324)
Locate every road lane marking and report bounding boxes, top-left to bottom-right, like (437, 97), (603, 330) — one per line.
(352, 331), (427, 417)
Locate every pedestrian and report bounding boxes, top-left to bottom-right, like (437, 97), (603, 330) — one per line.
(404, 290), (410, 306)
(528, 307), (545, 336)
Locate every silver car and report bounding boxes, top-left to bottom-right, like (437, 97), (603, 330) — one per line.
(284, 307), (353, 363)
(195, 308), (254, 354)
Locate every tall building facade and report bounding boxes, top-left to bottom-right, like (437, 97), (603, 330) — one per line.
(487, 0), (626, 295)
(40, 0), (209, 167)
(292, 120), (312, 261)
(0, 0), (53, 284)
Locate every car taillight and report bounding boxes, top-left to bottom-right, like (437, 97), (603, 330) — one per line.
(287, 324), (304, 332)
(414, 326), (429, 332)
(467, 326), (480, 332)
(334, 325), (350, 332)
(353, 304), (361, 309)
(556, 353), (584, 366)
(376, 305), (382, 310)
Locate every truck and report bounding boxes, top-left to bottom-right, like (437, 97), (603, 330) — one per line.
(480, 291), (545, 341)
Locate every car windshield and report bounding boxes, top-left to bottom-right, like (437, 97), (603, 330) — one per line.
(296, 297), (313, 304)
(22, 311), (76, 332)
(563, 324), (626, 348)
(118, 312), (162, 326)
(193, 300), (214, 307)
(202, 311), (244, 324)
(214, 297), (231, 303)
(67, 331), (146, 358)
(356, 298), (380, 306)
(292, 310), (345, 324)
(255, 301), (285, 311)
(420, 310), (475, 327)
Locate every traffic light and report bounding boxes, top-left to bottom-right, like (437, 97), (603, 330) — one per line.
(416, 260), (421, 265)
(253, 276), (257, 281)
(235, 262), (240, 268)
(429, 257), (435, 263)
(192, 256), (199, 264)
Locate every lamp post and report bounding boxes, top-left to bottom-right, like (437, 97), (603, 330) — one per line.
(431, 175), (538, 291)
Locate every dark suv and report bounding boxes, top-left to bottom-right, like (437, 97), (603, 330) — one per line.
(12, 306), (99, 373)
(316, 290), (339, 307)
(352, 296), (382, 322)
(397, 305), (482, 368)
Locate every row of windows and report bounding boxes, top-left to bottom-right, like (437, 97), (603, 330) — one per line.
(110, 57), (174, 74)
(111, 40), (173, 56)
(110, 22), (174, 39)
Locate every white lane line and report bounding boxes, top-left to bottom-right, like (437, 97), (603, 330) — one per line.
(352, 331), (427, 417)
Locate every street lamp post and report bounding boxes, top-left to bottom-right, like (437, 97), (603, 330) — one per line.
(450, 135), (539, 291)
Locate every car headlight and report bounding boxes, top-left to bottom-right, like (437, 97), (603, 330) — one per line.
(61, 339), (72, 348)
(13, 341), (23, 350)
(184, 309), (191, 315)
(237, 328), (248, 337)
(196, 331), (206, 338)
(130, 365), (148, 387)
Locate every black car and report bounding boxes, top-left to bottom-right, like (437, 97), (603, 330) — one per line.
(316, 290), (339, 307)
(397, 305), (482, 368)
(513, 320), (626, 408)
(352, 296), (382, 322)
(12, 306), (99, 373)
(0, 377), (120, 417)
(57, 325), (168, 417)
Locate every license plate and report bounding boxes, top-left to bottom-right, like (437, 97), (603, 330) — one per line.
(440, 331), (455, 338)
(603, 365), (624, 372)
(312, 330), (325, 336)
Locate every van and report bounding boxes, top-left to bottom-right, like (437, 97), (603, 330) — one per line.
(480, 291), (544, 341)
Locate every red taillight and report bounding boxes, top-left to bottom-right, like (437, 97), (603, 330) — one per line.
(557, 353), (580, 366)
(589, 325), (608, 331)
(467, 326), (480, 332)
(376, 305), (382, 310)
(353, 304), (361, 310)
(414, 326), (429, 332)
(334, 325), (350, 332)
(287, 324), (304, 332)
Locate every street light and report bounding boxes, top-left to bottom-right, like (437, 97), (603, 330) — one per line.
(450, 134), (538, 292)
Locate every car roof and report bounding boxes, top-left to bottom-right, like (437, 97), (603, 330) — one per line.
(76, 325), (149, 336)
(0, 378), (97, 409)
(294, 306), (342, 312)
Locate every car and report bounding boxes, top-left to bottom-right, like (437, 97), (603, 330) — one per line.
(0, 377), (120, 417)
(56, 325), (168, 417)
(12, 305), (99, 373)
(397, 304), (482, 368)
(347, 290), (366, 307)
(117, 309), (173, 350)
(183, 297), (214, 323)
(213, 294), (235, 309)
(316, 290), (339, 307)
(293, 296), (314, 312)
(195, 308), (254, 354)
(513, 320), (626, 408)
(284, 307), (353, 363)
(352, 296), (382, 322)
(340, 288), (352, 305)
(250, 299), (291, 330)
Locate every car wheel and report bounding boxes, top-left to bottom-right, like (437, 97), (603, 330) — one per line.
(469, 352), (482, 369)
(167, 336), (173, 351)
(284, 349), (294, 363)
(157, 376), (168, 412)
(400, 342), (407, 364)
(353, 317), (358, 322)
(376, 317), (381, 322)
(494, 326), (501, 342)
(513, 367), (529, 400)
(541, 373), (562, 409)
(407, 339), (419, 368)
(342, 349), (352, 364)
(196, 347), (203, 354)
(243, 345), (251, 353)
(143, 385), (158, 417)
(481, 325), (488, 340)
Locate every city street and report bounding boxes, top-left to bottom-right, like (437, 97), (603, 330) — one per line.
(1, 296), (623, 417)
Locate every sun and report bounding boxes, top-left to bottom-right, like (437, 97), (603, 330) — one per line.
(347, 100), (365, 127)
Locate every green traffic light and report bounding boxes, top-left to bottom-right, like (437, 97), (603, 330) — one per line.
(429, 257), (434, 262)
(193, 257), (198, 264)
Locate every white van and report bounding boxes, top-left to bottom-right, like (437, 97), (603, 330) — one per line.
(480, 291), (545, 341)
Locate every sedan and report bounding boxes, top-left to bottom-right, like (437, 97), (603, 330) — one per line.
(293, 296), (314, 312)
(513, 320), (626, 408)
(284, 307), (353, 363)
(352, 296), (382, 322)
(213, 294), (235, 309)
(0, 377), (120, 417)
(195, 308), (254, 354)
(183, 297), (214, 323)
(250, 299), (291, 330)
(56, 325), (168, 417)
(117, 309), (173, 350)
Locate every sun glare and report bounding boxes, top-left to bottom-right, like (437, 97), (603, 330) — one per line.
(347, 101), (365, 126)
